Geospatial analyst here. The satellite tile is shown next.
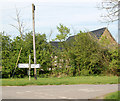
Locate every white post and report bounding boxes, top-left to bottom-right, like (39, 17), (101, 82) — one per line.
(29, 55), (31, 80)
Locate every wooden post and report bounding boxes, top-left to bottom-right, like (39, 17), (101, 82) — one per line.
(32, 4), (37, 80)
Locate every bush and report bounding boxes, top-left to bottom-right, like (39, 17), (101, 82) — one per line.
(80, 69), (90, 76)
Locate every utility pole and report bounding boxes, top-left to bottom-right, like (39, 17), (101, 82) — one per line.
(32, 3), (37, 80)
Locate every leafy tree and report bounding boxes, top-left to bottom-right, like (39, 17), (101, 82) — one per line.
(51, 24), (71, 77)
(2, 24), (119, 78)
(107, 48), (120, 76)
(67, 32), (110, 76)
(35, 33), (52, 72)
(52, 26), (112, 76)
(55, 24), (70, 42)
(2, 32), (53, 78)
(0, 33), (2, 72)
(2, 33), (13, 78)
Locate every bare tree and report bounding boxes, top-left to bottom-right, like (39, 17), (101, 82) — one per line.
(11, 9), (25, 78)
(98, 0), (119, 22)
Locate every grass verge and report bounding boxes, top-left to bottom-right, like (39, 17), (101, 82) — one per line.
(104, 91), (120, 100)
(2, 76), (118, 86)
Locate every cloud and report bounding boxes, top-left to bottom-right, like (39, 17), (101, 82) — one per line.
(0, 0), (117, 42)
(1, 0), (102, 3)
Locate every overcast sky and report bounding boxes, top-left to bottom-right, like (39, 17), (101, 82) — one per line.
(0, 0), (118, 41)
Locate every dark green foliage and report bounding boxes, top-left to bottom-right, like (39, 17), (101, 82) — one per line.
(1, 24), (119, 78)
(107, 49), (120, 76)
(2, 33), (13, 78)
(2, 32), (53, 78)
(51, 25), (119, 77)
(70, 32), (107, 75)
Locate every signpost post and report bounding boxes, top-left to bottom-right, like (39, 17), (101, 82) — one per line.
(29, 55), (31, 81)
(18, 54), (40, 80)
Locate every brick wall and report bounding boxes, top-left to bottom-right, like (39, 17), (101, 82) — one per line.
(99, 28), (117, 48)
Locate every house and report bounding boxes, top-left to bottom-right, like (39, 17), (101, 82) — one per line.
(50, 41), (62, 50)
(51, 27), (118, 48)
(50, 27), (118, 69)
(90, 27), (117, 47)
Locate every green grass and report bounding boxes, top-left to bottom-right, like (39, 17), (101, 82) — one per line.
(104, 91), (120, 100)
(1, 76), (118, 86)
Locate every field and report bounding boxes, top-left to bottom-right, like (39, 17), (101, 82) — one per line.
(1, 76), (118, 86)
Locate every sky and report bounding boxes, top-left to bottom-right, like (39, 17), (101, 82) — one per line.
(0, 0), (118, 42)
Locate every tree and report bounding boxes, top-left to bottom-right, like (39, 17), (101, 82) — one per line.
(99, 0), (119, 22)
(68, 31), (111, 76)
(108, 48), (120, 75)
(98, 0), (119, 76)
(1, 31), (53, 78)
(10, 9), (26, 78)
(0, 33), (2, 71)
(54, 24), (70, 42)
(2, 33), (13, 78)
(35, 33), (52, 72)
(52, 24), (71, 77)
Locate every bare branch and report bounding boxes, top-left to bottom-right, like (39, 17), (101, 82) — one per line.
(98, 0), (119, 23)
(49, 29), (53, 42)
(10, 24), (19, 31)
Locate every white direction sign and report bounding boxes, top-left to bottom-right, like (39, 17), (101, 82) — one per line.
(18, 63), (28, 68)
(31, 64), (40, 68)
(18, 63), (40, 68)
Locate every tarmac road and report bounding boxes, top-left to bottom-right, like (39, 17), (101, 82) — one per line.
(2, 84), (119, 99)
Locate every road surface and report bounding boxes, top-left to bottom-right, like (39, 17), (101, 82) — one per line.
(2, 84), (119, 99)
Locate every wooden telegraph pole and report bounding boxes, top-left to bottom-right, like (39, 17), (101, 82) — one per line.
(32, 4), (37, 80)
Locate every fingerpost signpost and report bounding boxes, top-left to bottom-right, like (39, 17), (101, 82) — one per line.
(18, 55), (40, 80)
